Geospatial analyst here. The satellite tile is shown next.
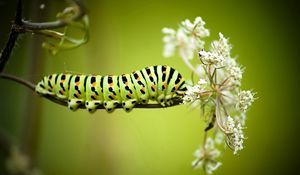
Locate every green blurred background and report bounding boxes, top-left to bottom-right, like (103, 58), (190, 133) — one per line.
(0, 0), (299, 174)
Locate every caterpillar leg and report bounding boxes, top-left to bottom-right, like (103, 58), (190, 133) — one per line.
(157, 94), (166, 107)
(85, 100), (102, 113)
(68, 99), (84, 111)
(138, 97), (149, 104)
(103, 100), (120, 113)
(121, 99), (137, 112)
(164, 94), (175, 106)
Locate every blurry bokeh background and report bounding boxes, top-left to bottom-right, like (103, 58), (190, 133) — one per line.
(0, 0), (299, 174)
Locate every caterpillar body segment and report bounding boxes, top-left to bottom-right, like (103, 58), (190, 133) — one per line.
(68, 75), (87, 110)
(103, 75), (122, 112)
(141, 66), (157, 101)
(119, 74), (138, 112)
(156, 65), (170, 106)
(55, 74), (72, 100)
(85, 75), (104, 112)
(130, 70), (150, 104)
(35, 65), (187, 113)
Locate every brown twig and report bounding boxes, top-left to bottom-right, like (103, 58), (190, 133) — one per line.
(0, 0), (23, 72)
(0, 73), (35, 91)
(0, 0), (87, 72)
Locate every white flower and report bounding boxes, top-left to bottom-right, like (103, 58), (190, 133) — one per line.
(162, 27), (195, 60)
(6, 146), (30, 174)
(163, 16), (256, 170)
(192, 138), (221, 174)
(199, 50), (224, 66)
(177, 29), (194, 60)
(181, 17), (209, 50)
(237, 90), (255, 112)
(197, 78), (208, 86)
(162, 17), (210, 61)
(224, 65), (243, 86)
(162, 27), (176, 35)
(182, 17), (210, 38)
(211, 33), (232, 58)
(228, 66), (242, 81)
(182, 85), (201, 104)
(162, 28), (177, 57)
(224, 57), (237, 67)
(230, 123), (245, 154)
(222, 116), (245, 154)
(223, 116), (235, 131)
(206, 161), (222, 174)
(182, 78), (210, 104)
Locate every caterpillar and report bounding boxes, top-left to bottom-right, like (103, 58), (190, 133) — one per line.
(35, 65), (187, 113)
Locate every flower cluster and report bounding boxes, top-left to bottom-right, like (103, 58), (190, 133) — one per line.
(162, 17), (256, 174)
(6, 146), (42, 175)
(182, 79), (208, 105)
(192, 138), (221, 174)
(237, 90), (255, 112)
(222, 116), (245, 154)
(162, 17), (209, 60)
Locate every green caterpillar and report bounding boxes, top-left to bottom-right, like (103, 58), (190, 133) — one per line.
(35, 65), (187, 113)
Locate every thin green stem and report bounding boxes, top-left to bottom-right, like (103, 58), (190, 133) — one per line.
(22, 0), (86, 30)
(215, 97), (227, 133)
(180, 55), (198, 76)
(219, 98), (229, 116)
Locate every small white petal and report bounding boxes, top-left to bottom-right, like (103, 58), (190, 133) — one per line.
(237, 90), (255, 112)
(194, 16), (204, 25)
(198, 79), (208, 85)
(162, 27), (176, 34)
(195, 65), (206, 77)
(163, 44), (176, 57)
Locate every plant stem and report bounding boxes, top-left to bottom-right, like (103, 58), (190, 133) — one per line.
(0, 0), (86, 73)
(0, 73), (35, 91)
(0, 0), (23, 72)
(181, 56), (198, 76)
(22, 0), (86, 30)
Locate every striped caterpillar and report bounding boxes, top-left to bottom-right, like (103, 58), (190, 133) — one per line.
(35, 65), (187, 113)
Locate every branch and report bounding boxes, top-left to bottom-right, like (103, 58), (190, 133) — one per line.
(0, 0), (87, 72)
(0, 73), (182, 110)
(22, 0), (86, 30)
(0, 73), (35, 91)
(0, 0), (23, 72)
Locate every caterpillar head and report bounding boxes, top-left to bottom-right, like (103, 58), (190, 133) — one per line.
(175, 82), (188, 97)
